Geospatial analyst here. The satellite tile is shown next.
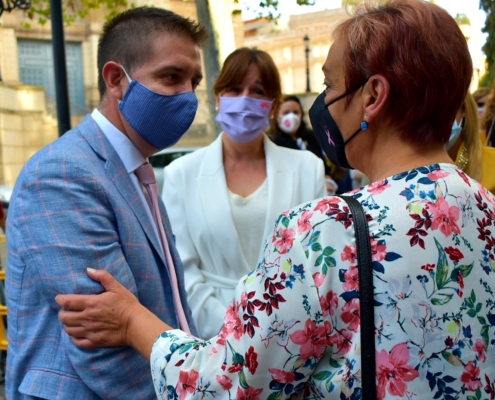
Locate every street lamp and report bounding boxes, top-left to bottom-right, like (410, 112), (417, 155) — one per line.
(303, 34), (311, 93)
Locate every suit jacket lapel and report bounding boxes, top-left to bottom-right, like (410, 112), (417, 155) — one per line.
(80, 116), (166, 265)
(264, 135), (295, 241)
(198, 135), (250, 271)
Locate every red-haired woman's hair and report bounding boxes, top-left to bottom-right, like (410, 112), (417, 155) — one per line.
(335, 0), (472, 145)
(213, 47), (282, 114)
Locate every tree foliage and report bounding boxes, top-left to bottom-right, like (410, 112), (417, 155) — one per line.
(22, 0), (128, 26)
(455, 13), (470, 26)
(235, 0), (315, 20)
(480, 0), (495, 87)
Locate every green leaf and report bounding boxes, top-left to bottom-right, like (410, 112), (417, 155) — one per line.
(313, 371), (332, 381)
(434, 238), (449, 290)
(267, 392), (282, 400)
(312, 242), (323, 252)
(476, 302), (482, 313)
(323, 246), (336, 256)
(459, 262), (474, 278)
(308, 231), (320, 245)
(315, 254), (324, 267)
(282, 217), (290, 228)
(470, 289), (477, 304)
(442, 351), (463, 366)
(465, 296), (474, 309)
(324, 256), (336, 269)
(467, 396), (477, 400)
(476, 387), (482, 400)
(238, 369), (249, 389)
(467, 309), (477, 318)
(478, 316), (487, 325)
(431, 293), (454, 305)
(481, 325), (489, 349)
(322, 265), (328, 275)
(329, 358), (341, 368)
(178, 343), (194, 354)
(232, 353), (245, 365)
(325, 379), (335, 393)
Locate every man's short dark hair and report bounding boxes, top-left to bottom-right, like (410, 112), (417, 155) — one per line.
(97, 7), (208, 98)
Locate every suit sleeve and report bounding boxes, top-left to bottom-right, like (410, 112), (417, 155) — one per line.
(162, 165), (227, 339)
(9, 153), (154, 398)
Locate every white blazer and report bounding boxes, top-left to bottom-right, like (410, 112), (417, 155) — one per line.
(162, 133), (326, 339)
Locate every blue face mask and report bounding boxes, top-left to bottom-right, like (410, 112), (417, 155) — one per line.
(446, 118), (463, 151)
(118, 66), (198, 150)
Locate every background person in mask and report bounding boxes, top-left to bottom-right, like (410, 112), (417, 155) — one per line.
(5, 7), (205, 399)
(271, 95), (338, 193)
(56, 1), (495, 398)
(161, 47), (326, 339)
(270, 95), (322, 156)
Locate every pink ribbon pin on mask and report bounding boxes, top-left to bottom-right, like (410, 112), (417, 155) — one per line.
(325, 126), (335, 146)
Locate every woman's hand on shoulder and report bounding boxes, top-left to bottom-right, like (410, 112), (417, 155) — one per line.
(56, 268), (139, 349)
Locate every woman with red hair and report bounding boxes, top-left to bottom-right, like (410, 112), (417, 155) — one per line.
(57, 1), (495, 398)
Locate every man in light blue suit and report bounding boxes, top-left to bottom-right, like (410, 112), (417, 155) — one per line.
(6, 7), (205, 399)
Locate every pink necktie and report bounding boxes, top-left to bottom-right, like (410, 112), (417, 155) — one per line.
(135, 163), (190, 334)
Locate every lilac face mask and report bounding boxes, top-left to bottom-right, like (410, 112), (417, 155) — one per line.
(215, 96), (273, 144)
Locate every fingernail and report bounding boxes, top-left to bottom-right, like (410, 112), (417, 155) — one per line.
(87, 268), (96, 273)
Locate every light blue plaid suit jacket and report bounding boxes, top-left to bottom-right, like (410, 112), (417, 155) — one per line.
(5, 115), (197, 399)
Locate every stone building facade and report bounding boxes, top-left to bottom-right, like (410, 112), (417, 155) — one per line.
(244, 7), (349, 97)
(0, 0), (243, 187)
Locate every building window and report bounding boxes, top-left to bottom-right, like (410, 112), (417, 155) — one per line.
(17, 39), (86, 116)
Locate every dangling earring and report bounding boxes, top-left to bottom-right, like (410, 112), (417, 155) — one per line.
(215, 106), (219, 111)
(361, 114), (368, 131)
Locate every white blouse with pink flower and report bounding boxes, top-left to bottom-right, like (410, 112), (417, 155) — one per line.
(150, 163), (495, 400)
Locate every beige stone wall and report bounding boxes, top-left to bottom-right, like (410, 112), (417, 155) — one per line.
(244, 8), (349, 96)
(0, 1), (246, 186)
(0, 27), (20, 83)
(0, 83), (58, 186)
(82, 33), (101, 111)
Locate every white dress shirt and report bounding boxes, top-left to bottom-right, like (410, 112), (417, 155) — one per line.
(228, 179), (268, 269)
(91, 109), (161, 246)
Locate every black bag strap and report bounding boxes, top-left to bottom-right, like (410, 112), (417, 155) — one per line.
(338, 195), (376, 400)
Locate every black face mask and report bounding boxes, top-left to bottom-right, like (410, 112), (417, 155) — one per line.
(309, 81), (368, 169)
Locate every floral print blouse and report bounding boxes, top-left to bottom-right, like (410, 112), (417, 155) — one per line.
(150, 163), (495, 400)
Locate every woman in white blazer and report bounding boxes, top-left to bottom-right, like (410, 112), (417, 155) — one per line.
(162, 48), (326, 339)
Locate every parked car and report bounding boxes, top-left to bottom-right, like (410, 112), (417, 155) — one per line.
(149, 147), (198, 194)
(0, 185), (13, 215)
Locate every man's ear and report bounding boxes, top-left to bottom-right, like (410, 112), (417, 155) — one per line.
(102, 62), (127, 101)
(362, 74), (390, 123)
